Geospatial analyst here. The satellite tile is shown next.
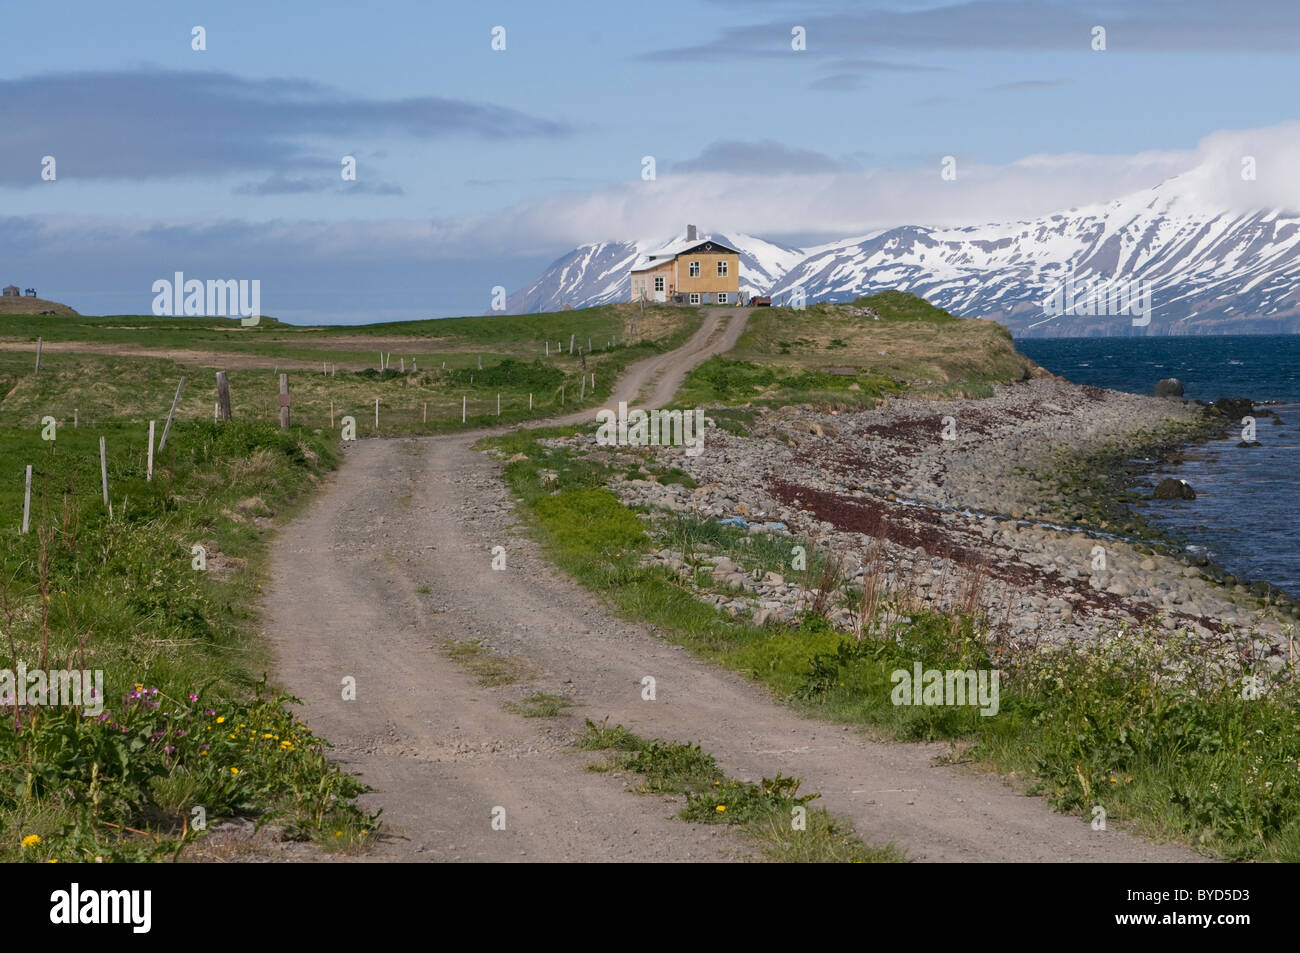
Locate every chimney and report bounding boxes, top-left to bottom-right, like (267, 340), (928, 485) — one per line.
(686, 224), (697, 242)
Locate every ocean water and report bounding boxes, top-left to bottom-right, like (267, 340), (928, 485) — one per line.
(1016, 335), (1300, 595)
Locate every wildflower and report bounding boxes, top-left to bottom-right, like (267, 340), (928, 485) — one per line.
(715, 805), (726, 813)
(188, 694), (198, 703)
(334, 831), (343, 837)
(216, 716), (225, 724)
(230, 767), (240, 774)
(48, 859), (58, 863)
(21, 834), (41, 848)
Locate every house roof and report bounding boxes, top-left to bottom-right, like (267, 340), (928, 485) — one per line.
(630, 258), (674, 273)
(646, 236), (741, 259)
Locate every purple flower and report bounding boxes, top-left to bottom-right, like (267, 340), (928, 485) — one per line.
(174, 729), (186, 737)
(188, 694), (198, 703)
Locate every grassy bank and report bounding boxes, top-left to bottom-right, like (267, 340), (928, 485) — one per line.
(675, 293), (1031, 408)
(484, 425), (1300, 861)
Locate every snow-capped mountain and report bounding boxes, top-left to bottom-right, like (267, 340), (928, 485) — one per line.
(509, 179), (1300, 336)
(507, 232), (804, 314)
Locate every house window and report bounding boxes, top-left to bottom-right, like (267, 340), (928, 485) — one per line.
(689, 293), (701, 305)
(717, 293), (728, 304)
(689, 261), (700, 277)
(654, 276), (664, 292)
(717, 261), (728, 277)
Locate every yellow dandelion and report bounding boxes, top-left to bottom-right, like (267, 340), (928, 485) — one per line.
(715, 805), (726, 813)
(216, 716), (225, 724)
(230, 767), (240, 774)
(47, 858), (58, 863)
(334, 830), (343, 837)
(21, 834), (41, 848)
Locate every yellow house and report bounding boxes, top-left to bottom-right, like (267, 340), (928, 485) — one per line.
(630, 225), (741, 305)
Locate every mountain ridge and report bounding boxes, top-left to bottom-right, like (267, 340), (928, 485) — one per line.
(508, 179), (1300, 336)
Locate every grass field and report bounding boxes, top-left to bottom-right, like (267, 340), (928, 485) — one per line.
(0, 303), (699, 437)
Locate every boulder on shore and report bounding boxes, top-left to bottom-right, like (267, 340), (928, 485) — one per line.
(1153, 477), (1196, 500)
(1154, 378), (1184, 398)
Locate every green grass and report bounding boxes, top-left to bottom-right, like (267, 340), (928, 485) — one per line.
(509, 692), (573, 718)
(673, 291), (1030, 408)
(486, 426), (1300, 862)
(580, 718), (901, 862)
(0, 417), (379, 861)
(0, 303), (703, 438)
(445, 640), (528, 687)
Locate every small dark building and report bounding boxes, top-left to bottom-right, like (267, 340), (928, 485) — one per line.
(1, 285), (19, 297)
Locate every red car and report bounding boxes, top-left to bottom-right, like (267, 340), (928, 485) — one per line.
(751, 296), (772, 307)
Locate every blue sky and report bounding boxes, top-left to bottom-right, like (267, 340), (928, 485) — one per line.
(4, 0), (1300, 321)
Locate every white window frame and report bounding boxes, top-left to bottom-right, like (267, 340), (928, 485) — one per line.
(716, 292), (728, 304)
(689, 261), (700, 277)
(653, 275), (665, 292)
(689, 293), (701, 305)
(717, 260), (728, 277)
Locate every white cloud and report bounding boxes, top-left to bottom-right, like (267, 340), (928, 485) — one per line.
(428, 122), (1300, 252)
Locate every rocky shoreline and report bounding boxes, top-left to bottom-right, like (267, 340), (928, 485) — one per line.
(551, 376), (1297, 672)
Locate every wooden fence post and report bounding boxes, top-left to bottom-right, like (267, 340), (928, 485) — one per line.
(497, 393), (501, 416)
(462, 395), (466, 423)
(22, 465), (32, 534)
(279, 374), (290, 430)
(34, 338), (42, 375)
(374, 398), (379, 429)
(147, 420), (155, 482)
(73, 408), (78, 428)
(158, 376), (184, 451)
(330, 398), (335, 428)
(215, 372), (232, 421)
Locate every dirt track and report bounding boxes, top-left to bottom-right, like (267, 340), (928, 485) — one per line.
(262, 307), (1203, 863)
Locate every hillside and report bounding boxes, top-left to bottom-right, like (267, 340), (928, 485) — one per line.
(509, 176), (1300, 338)
(0, 296), (78, 315)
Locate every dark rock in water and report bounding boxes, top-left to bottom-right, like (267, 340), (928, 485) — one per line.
(1273, 415), (1285, 425)
(1237, 440), (1262, 448)
(1154, 378), (1184, 398)
(1210, 396), (1254, 420)
(1153, 477), (1196, 500)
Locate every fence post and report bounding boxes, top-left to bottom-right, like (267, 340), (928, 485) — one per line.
(159, 376), (185, 451)
(34, 337), (42, 375)
(279, 373), (290, 430)
(22, 465), (32, 534)
(100, 437), (109, 509)
(462, 395), (466, 423)
(147, 420), (155, 482)
(215, 372), (232, 421)
(375, 398), (379, 429)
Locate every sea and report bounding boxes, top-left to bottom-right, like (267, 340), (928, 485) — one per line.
(1016, 335), (1300, 596)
